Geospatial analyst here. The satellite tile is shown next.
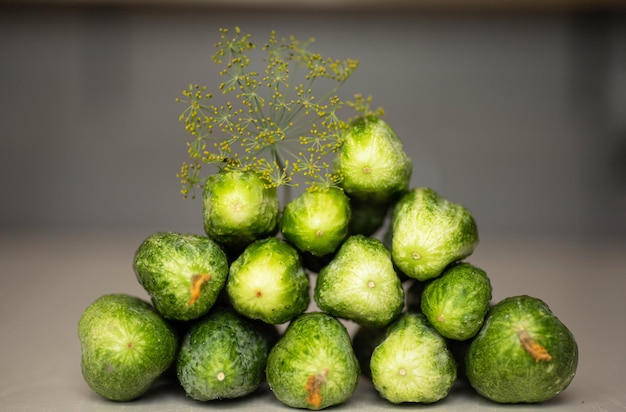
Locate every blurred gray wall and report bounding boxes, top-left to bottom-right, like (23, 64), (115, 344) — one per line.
(1, 6), (625, 239)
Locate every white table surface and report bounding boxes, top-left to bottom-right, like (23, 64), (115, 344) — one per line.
(1, 231), (624, 411)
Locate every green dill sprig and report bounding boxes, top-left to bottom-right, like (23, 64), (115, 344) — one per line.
(176, 27), (360, 198)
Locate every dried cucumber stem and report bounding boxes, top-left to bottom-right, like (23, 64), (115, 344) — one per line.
(187, 273), (212, 306)
(305, 368), (329, 409)
(518, 329), (552, 362)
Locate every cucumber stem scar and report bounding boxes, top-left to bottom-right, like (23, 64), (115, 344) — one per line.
(518, 329), (552, 362)
(187, 273), (212, 306)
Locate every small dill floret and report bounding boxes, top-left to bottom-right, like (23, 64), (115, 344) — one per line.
(347, 93), (385, 122)
(177, 27), (362, 198)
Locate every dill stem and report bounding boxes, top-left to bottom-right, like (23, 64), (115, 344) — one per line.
(272, 146), (292, 205)
(275, 60), (298, 127)
(237, 78), (266, 124)
(316, 80), (346, 109)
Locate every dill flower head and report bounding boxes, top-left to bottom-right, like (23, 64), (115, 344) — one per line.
(176, 26), (364, 198)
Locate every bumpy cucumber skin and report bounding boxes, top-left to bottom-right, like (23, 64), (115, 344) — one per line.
(421, 262), (492, 340)
(176, 307), (271, 401)
(370, 312), (456, 404)
(390, 187), (479, 281)
(227, 237), (310, 324)
(280, 188), (351, 257)
(266, 312), (360, 410)
(78, 294), (178, 401)
(466, 295), (578, 403)
(334, 115), (412, 203)
(203, 170), (279, 251)
(133, 232), (229, 321)
(314, 235), (404, 328)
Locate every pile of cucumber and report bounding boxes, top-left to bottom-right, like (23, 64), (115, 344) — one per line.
(79, 115), (578, 408)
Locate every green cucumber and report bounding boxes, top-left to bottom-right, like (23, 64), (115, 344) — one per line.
(226, 237), (310, 324)
(390, 187), (479, 281)
(334, 115), (412, 203)
(421, 262), (492, 340)
(370, 312), (456, 404)
(280, 188), (351, 257)
(133, 232), (229, 321)
(176, 306), (273, 401)
(203, 169), (279, 252)
(314, 235), (404, 327)
(78, 294), (178, 401)
(266, 312), (360, 410)
(466, 295), (578, 403)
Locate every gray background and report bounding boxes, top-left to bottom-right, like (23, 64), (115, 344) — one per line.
(1, 4), (625, 240)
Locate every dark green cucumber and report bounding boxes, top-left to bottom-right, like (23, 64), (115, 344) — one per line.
(466, 295), (578, 403)
(176, 306), (274, 401)
(133, 231), (229, 321)
(421, 262), (492, 340)
(78, 294), (178, 401)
